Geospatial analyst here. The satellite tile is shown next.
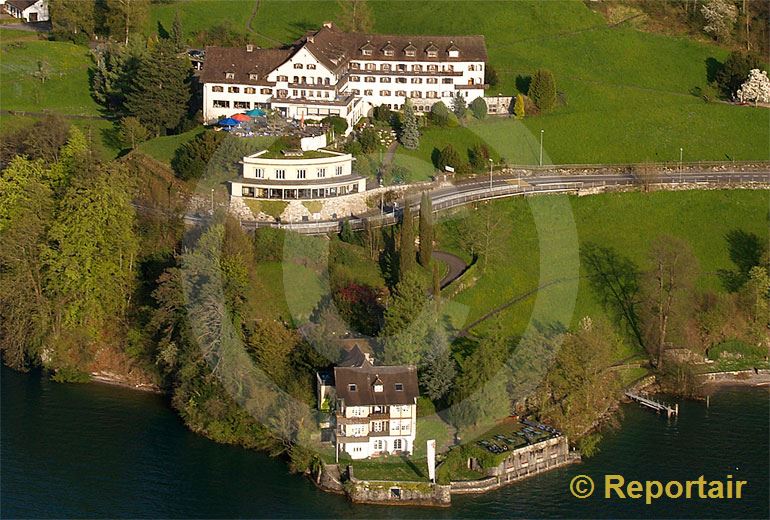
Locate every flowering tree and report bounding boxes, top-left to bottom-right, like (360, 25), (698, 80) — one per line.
(737, 69), (770, 105)
(701, 0), (737, 41)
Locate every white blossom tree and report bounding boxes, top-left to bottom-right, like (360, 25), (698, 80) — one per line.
(737, 69), (770, 105)
(701, 0), (738, 41)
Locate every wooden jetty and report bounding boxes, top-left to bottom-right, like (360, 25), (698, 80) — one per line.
(624, 391), (679, 417)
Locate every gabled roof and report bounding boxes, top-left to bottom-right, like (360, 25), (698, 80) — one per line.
(334, 364), (419, 406)
(6, 0), (39, 11)
(425, 43), (438, 52)
(338, 344), (372, 368)
(200, 46), (293, 85)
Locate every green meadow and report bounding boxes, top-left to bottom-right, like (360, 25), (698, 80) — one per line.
(437, 189), (770, 352)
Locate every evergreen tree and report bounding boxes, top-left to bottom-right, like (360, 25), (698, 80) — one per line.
(529, 69), (557, 111)
(514, 93), (526, 119)
(418, 192), (433, 267)
(451, 92), (467, 117)
(381, 270), (429, 365)
(399, 204), (416, 279)
(436, 144), (466, 173)
(91, 42), (146, 117)
(125, 39), (192, 136)
(104, 0), (150, 44)
(468, 143), (490, 173)
(469, 97), (487, 119)
(399, 98), (420, 150)
(117, 116), (149, 149)
(419, 326), (456, 401)
(171, 10), (184, 52)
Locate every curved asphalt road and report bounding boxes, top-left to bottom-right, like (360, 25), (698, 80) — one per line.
(433, 251), (469, 289)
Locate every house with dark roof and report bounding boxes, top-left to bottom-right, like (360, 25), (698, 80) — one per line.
(3, 0), (48, 22)
(331, 356), (419, 460)
(200, 22), (487, 129)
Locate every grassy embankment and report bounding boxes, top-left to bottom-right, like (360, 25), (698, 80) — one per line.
(148, 0), (770, 181)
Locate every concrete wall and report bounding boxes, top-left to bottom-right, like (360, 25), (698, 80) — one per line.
(347, 472), (451, 507)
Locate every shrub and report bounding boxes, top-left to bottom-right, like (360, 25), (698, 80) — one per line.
(321, 115), (348, 136)
(469, 97), (487, 119)
(513, 93), (525, 119)
(429, 101), (450, 126)
(484, 66), (499, 88)
(371, 104), (392, 124)
(529, 69), (557, 111)
(253, 227), (285, 262)
(436, 144), (468, 174)
(117, 117), (149, 149)
(468, 143), (491, 172)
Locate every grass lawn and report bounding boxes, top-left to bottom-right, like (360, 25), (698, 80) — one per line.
(349, 457), (430, 482)
(438, 190), (770, 360)
(0, 33), (101, 116)
(154, 0), (769, 164)
(252, 261), (324, 323)
(137, 126), (206, 164)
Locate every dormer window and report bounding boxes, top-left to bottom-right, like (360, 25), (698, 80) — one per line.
(448, 42), (460, 58)
(362, 49), (372, 56)
(374, 384), (383, 392)
(382, 42), (395, 57)
(349, 384), (357, 392)
(361, 41), (374, 56)
(426, 43), (438, 58)
(249, 73), (258, 80)
(384, 49), (394, 57)
(225, 72), (235, 79)
(404, 43), (416, 57)
(395, 383), (404, 391)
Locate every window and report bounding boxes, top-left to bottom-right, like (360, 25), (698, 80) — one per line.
(427, 50), (438, 58)
(395, 383), (404, 391)
(448, 50), (459, 58)
(364, 89), (373, 96)
(410, 78), (422, 84)
(336, 166), (343, 176)
(350, 75), (360, 82)
(411, 91), (422, 98)
(350, 62), (360, 70)
(234, 101), (250, 109)
(213, 100), (230, 108)
(380, 77), (391, 83)
(244, 87), (257, 94)
(348, 383), (357, 391)
(442, 78), (453, 84)
(307, 63), (316, 69)
(275, 169), (285, 179)
(396, 90), (406, 97)
(297, 169), (306, 179)
(294, 63), (303, 69)
(261, 88), (272, 95)
(384, 49), (394, 57)
(374, 439), (384, 450)
(405, 50), (415, 57)
(412, 64), (422, 72)
(428, 64), (438, 73)
(352, 89), (360, 95)
(365, 76), (376, 83)
(379, 90), (391, 96)
(249, 73), (258, 80)
(317, 168), (326, 178)
(254, 168), (264, 178)
(381, 64), (391, 71)
(362, 49), (372, 56)
(293, 76), (299, 83)
(225, 72), (234, 79)
(212, 85), (224, 92)
(427, 91), (438, 98)
(374, 384), (383, 392)
(427, 77), (438, 84)
(396, 77), (407, 84)
(442, 91), (451, 97)
(393, 439), (403, 450)
(278, 75), (288, 82)
(324, 77), (331, 85)
(365, 63), (375, 71)
(228, 86), (240, 93)
(468, 64), (475, 71)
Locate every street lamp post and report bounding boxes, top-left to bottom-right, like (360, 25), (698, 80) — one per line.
(679, 147), (683, 183)
(488, 158), (493, 190)
(210, 188), (214, 212)
(539, 129), (544, 167)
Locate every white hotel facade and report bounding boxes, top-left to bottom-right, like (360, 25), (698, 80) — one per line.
(200, 22), (487, 130)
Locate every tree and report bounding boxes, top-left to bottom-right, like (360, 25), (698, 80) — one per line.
(456, 202), (510, 271)
(419, 325), (456, 401)
(91, 42), (147, 117)
(736, 69), (770, 105)
(171, 9), (184, 52)
(529, 69), (557, 111)
(418, 192), (433, 267)
(125, 39), (192, 136)
(429, 101), (452, 126)
(336, 0), (374, 32)
(381, 270), (429, 365)
(715, 51), (763, 98)
(171, 130), (226, 180)
(399, 98), (420, 150)
(469, 97), (487, 119)
(468, 143), (490, 173)
(104, 0), (150, 44)
(49, 0), (96, 42)
(436, 144), (464, 173)
(432, 262), (441, 299)
(45, 158), (139, 335)
(451, 92), (467, 118)
(321, 115), (348, 138)
(484, 66), (499, 88)
(513, 93), (525, 119)
(357, 127), (379, 153)
(399, 205), (416, 278)
(117, 116), (149, 149)
(701, 0), (738, 41)
(371, 104), (392, 123)
(639, 236), (699, 368)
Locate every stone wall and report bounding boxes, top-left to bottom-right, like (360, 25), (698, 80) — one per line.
(346, 474), (451, 507)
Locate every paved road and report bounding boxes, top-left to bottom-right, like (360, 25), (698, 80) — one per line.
(433, 251), (469, 289)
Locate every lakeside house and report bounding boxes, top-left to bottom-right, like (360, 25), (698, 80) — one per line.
(2, 0), (48, 22)
(199, 22), (487, 130)
(318, 345), (419, 460)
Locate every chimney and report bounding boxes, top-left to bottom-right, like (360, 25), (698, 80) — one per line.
(323, 21), (333, 29)
(246, 44), (254, 52)
(307, 35), (314, 43)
